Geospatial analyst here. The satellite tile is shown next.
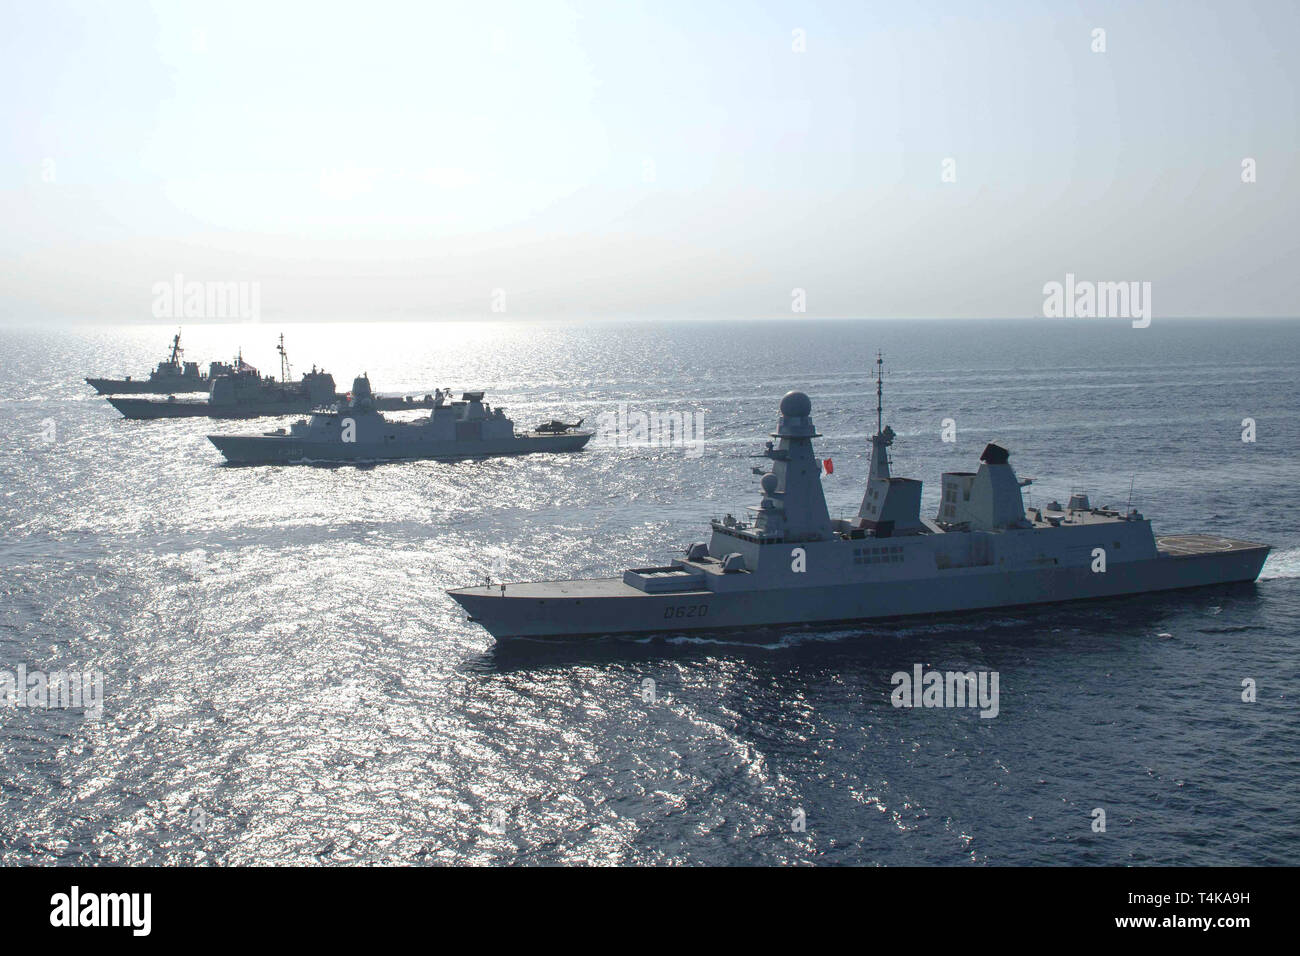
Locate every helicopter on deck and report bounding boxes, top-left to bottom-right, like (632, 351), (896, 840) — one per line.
(534, 417), (584, 434)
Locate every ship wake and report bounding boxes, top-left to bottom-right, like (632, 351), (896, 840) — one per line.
(1260, 548), (1300, 580)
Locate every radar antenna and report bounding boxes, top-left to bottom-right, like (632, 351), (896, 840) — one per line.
(875, 350), (884, 437)
(276, 334), (292, 383)
(169, 330), (183, 365)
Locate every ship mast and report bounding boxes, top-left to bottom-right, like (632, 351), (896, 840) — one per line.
(169, 330), (183, 365)
(855, 350), (919, 530)
(864, 350), (892, 481)
(276, 334), (292, 383)
(875, 350), (883, 437)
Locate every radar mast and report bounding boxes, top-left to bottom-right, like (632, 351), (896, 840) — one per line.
(277, 334), (292, 383)
(875, 350), (883, 437)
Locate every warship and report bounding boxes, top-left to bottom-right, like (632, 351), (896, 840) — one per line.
(105, 335), (440, 420)
(86, 331), (234, 394)
(208, 379), (592, 464)
(449, 357), (1270, 641)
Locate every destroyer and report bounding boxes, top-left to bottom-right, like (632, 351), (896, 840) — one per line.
(106, 335), (439, 420)
(449, 357), (1269, 640)
(86, 330), (233, 394)
(208, 379), (592, 464)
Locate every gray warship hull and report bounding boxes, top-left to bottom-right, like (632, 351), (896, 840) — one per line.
(86, 376), (210, 395)
(108, 393), (438, 420)
(209, 430), (592, 463)
(448, 535), (1269, 640)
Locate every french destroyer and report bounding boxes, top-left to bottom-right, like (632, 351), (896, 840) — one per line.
(449, 361), (1269, 640)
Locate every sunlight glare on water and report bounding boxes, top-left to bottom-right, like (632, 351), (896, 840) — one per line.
(1, 318), (1297, 864)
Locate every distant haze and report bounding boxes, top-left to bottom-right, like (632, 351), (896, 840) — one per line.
(2, 0), (1297, 322)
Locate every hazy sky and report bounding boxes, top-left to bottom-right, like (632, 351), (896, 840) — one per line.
(2, 0), (1297, 321)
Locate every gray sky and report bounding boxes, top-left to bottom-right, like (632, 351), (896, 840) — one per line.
(2, 0), (1297, 321)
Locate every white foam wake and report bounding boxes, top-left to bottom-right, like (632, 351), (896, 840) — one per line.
(1260, 548), (1300, 580)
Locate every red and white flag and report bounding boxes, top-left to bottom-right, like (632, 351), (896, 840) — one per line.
(822, 458), (834, 475)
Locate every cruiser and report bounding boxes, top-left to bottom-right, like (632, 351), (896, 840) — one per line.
(449, 357), (1269, 640)
(208, 378), (592, 464)
(105, 335), (439, 420)
(86, 331), (233, 394)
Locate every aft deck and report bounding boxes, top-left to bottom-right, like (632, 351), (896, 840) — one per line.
(1156, 534), (1269, 557)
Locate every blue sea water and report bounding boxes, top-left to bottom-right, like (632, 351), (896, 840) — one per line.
(0, 317), (1297, 865)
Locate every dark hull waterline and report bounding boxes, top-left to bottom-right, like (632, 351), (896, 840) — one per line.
(108, 394), (440, 420)
(87, 377), (212, 395)
(209, 431), (593, 464)
(449, 539), (1270, 641)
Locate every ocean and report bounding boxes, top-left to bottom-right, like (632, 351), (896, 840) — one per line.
(1, 317), (1297, 865)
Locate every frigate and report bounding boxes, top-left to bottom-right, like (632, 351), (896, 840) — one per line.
(208, 378), (592, 464)
(86, 331), (234, 394)
(448, 357), (1269, 641)
(105, 335), (439, 420)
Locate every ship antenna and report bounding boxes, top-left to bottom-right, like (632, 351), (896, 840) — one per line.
(170, 330), (182, 364)
(277, 333), (292, 383)
(875, 350), (884, 437)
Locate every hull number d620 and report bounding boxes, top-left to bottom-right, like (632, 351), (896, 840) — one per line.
(664, 604), (709, 619)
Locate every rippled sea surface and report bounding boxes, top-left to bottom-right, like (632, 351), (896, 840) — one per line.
(1, 318), (1298, 865)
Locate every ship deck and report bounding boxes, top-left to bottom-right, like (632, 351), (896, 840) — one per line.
(450, 578), (644, 600)
(1156, 534), (1268, 556)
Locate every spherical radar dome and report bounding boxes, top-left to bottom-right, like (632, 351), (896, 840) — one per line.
(760, 472), (779, 495)
(780, 390), (812, 417)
